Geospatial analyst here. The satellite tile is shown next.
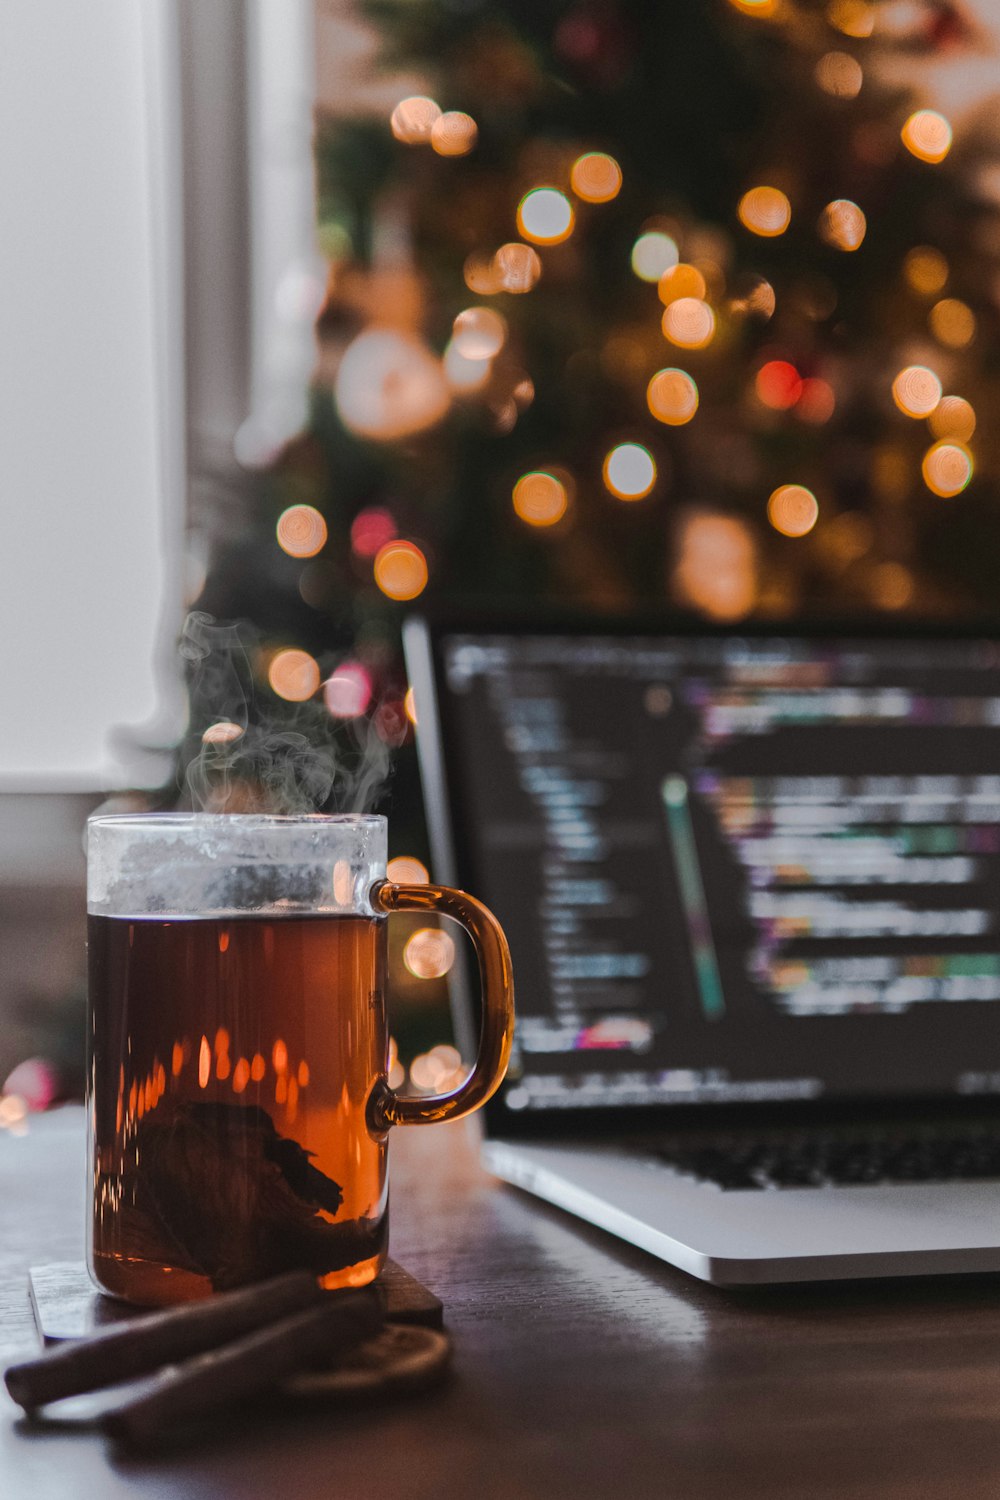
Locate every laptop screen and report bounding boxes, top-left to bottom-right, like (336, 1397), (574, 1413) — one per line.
(408, 621), (1000, 1121)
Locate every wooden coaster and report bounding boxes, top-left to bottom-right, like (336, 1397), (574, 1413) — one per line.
(282, 1324), (452, 1401)
(28, 1260), (443, 1345)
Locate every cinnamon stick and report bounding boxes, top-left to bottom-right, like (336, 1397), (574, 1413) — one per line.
(5, 1270), (321, 1412)
(99, 1288), (384, 1450)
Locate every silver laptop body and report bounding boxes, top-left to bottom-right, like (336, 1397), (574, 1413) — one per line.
(404, 616), (1000, 1284)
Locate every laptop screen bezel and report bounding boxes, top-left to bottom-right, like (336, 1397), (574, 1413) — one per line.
(403, 608), (1000, 1140)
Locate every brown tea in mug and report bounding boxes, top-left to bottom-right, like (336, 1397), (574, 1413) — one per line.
(88, 913), (388, 1304)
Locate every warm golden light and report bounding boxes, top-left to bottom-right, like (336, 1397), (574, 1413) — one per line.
(901, 110), (952, 164)
(297, 1060), (310, 1087)
(673, 512), (758, 620)
(215, 1053), (231, 1082)
(827, 0), (874, 37)
(929, 396), (975, 443)
(387, 855), (430, 884)
(250, 1053), (266, 1083)
(272, 1040), (288, 1074)
(232, 1058), (250, 1094)
(730, 277), (776, 319)
(815, 52), (863, 98)
(903, 246), (948, 295)
(922, 441), (973, 497)
(404, 928), (457, 979)
(410, 1043), (464, 1092)
(631, 231), (679, 282)
(276, 504), (328, 558)
(658, 263), (707, 307)
(661, 297), (716, 349)
(891, 365), (942, 418)
(929, 297), (976, 349)
(202, 721), (243, 746)
(818, 199), (866, 251)
(516, 188), (575, 245)
(767, 484), (819, 537)
(268, 648), (321, 702)
(737, 186), (791, 237)
(512, 471), (569, 527)
(374, 540), (429, 601)
(603, 443), (656, 500)
(647, 368), (699, 426)
(198, 1036), (211, 1090)
(171, 1042), (183, 1077)
(430, 111), (478, 156)
(728, 0), (777, 15)
(872, 561), (914, 610)
(452, 306), (507, 359)
(390, 96), (441, 145)
(493, 242), (542, 292)
(570, 152), (622, 202)
(463, 254), (502, 295)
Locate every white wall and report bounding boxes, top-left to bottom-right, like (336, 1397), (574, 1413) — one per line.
(0, 1), (184, 790)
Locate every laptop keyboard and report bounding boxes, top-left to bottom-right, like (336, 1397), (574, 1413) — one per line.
(652, 1127), (1000, 1190)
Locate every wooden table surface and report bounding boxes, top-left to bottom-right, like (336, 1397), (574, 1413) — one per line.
(2, 1107), (999, 1498)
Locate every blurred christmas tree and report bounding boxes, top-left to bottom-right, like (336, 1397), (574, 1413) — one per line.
(184, 0), (1000, 1065)
(192, 0), (1000, 824)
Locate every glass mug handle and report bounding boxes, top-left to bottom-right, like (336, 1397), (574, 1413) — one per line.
(368, 881), (514, 1129)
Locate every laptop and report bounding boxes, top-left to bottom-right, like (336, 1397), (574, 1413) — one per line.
(403, 613), (1000, 1284)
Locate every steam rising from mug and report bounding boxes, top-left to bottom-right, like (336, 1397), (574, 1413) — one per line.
(179, 612), (397, 814)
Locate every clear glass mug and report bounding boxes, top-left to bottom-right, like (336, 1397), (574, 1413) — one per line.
(86, 813), (514, 1304)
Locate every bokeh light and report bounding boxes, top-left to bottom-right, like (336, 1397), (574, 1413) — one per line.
(323, 662), (372, 718)
(929, 298), (976, 349)
(901, 110), (952, 164)
(517, 188), (575, 245)
(202, 721), (244, 746)
(603, 443), (656, 500)
(661, 297), (716, 349)
(796, 378), (836, 424)
(404, 928), (457, 979)
(351, 507), (396, 558)
(444, 341), (492, 393)
(631, 231), (679, 282)
(922, 441), (973, 497)
(390, 96), (441, 145)
(463, 253), (502, 295)
(672, 511), (757, 619)
(892, 365), (942, 418)
(755, 360), (803, 410)
(570, 152), (622, 202)
(387, 856), (430, 885)
(493, 242), (542, 292)
(512, 470), (570, 526)
(827, 0), (874, 37)
(658, 263), (707, 306)
(335, 330), (449, 440)
(872, 561), (915, 610)
(818, 199), (866, 251)
(268, 649), (321, 702)
(767, 484), (819, 537)
(737, 186), (792, 237)
(409, 1043), (464, 1093)
(904, 246), (948, 295)
(730, 276), (776, 319)
(430, 111), (478, 157)
(404, 686), (418, 725)
(374, 540), (429, 601)
(452, 306), (507, 359)
(815, 51), (863, 98)
(928, 396), (975, 442)
(276, 504), (327, 559)
(647, 368), (699, 426)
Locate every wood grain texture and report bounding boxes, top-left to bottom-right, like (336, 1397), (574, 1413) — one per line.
(3, 1108), (1000, 1498)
